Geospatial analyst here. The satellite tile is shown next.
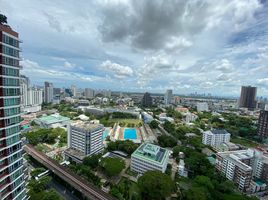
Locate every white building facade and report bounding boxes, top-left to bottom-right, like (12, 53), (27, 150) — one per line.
(202, 129), (230, 149)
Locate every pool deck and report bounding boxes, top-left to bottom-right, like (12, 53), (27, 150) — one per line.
(109, 123), (142, 143)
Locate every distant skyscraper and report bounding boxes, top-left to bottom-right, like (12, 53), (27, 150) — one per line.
(141, 92), (153, 107)
(71, 85), (77, 97)
(20, 75), (30, 106)
(257, 110), (268, 139)
(85, 88), (94, 98)
(0, 15), (27, 199)
(44, 82), (54, 103)
(164, 89), (172, 105)
(239, 86), (257, 110)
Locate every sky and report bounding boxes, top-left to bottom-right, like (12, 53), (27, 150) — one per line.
(1, 0), (268, 97)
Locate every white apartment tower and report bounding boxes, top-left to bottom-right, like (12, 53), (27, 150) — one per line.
(164, 89), (173, 105)
(44, 81), (53, 103)
(202, 129), (231, 149)
(65, 121), (104, 163)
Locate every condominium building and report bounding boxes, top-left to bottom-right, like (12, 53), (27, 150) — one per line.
(141, 92), (152, 107)
(164, 89), (172, 105)
(65, 121), (104, 163)
(257, 110), (268, 139)
(202, 129), (231, 150)
(84, 88), (94, 99)
(239, 86), (257, 111)
(215, 148), (268, 192)
(131, 143), (169, 174)
(44, 81), (53, 103)
(71, 85), (76, 97)
(0, 17), (27, 199)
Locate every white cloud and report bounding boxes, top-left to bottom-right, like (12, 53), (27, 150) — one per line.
(100, 60), (133, 78)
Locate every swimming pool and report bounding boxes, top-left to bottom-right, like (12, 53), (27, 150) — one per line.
(102, 128), (110, 141)
(124, 128), (137, 140)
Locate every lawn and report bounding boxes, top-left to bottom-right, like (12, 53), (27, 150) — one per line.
(231, 137), (259, 148)
(110, 119), (142, 127)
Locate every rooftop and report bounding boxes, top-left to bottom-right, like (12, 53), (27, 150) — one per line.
(37, 114), (70, 124)
(211, 129), (229, 135)
(65, 147), (86, 161)
(132, 143), (169, 165)
(71, 120), (104, 132)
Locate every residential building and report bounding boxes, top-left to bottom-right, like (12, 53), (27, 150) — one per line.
(0, 17), (27, 200)
(141, 112), (153, 123)
(34, 113), (70, 128)
(44, 81), (53, 103)
(202, 129), (231, 150)
(164, 89), (172, 105)
(84, 88), (94, 99)
(65, 120), (104, 163)
(20, 75), (29, 106)
(239, 86), (257, 111)
(197, 102), (209, 112)
(71, 85), (76, 97)
(141, 92), (152, 107)
(215, 148), (268, 192)
(130, 143), (169, 174)
(257, 110), (268, 139)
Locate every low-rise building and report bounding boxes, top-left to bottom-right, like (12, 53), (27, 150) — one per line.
(197, 102), (209, 112)
(130, 143), (169, 174)
(202, 129), (230, 150)
(65, 121), (104, 163)
(34, 113), (70, 128)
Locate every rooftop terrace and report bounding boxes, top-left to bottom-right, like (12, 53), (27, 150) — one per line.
(132, 143), (169, 165)
(71, 120), (104, 132)
(37, 114), (70, 124)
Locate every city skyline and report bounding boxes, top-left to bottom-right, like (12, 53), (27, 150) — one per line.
(2, 0), (268, 97)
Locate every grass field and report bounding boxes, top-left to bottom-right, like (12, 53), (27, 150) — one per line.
(231, 137), (259, 148)
(110, 118), (142, 127)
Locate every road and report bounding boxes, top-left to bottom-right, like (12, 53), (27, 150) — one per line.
(24, 144), (115, 200)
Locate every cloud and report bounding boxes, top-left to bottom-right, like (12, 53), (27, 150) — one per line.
(100, 60), (133, 78)
(43, 12), (62, 32)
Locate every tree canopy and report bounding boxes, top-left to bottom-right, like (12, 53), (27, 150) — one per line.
(138, 171), (174, 200)
(100, 157), (125, 177)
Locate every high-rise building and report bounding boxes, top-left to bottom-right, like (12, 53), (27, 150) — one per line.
(239, 86), (257, 110)
(202, 129), (231, 150)
(65, 121), (104, 163)
(215, 148), (268, 192)
(20, 75), (30, 106)
(28, 87), (43, 105)
(44, 82), (53, 103)
(0, 15), (27, 199)
(84, 88), (94, 99)
(197, 102), (209, 112)
(141, 92), (152, 107)
(257, 110), (268, 139)
(71, 85), (76, 97)
(164, 89), (172, 105)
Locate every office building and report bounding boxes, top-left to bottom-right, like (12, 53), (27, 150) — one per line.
(164, 89), (172, 105)
(44, 82), (53, 103)
(197, 102), (209, 112)
(202, 129), (230, 150)
(131, 143), (169, 174)
(0, 16), (27, 199)
(215, 148), (268, 192)
(65, 121), (104, 163)
(257, 110), (268, 139)
(239, 86), (257, 110)
(141, 92), (152, 107)
(71, 85), (76, 97)
(84, 88), (94, 99)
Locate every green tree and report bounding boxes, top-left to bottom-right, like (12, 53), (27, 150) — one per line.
(157, 135), (177, 147)
(99, 157), (125, 177)
(83, 154), (101, 170)
(137, 171), (174, 200)
(149, 120), (159, 129)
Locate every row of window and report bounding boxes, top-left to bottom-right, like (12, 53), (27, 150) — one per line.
(3, 98), (20, 107)
(3, 88), (20, 96)
(6, 134), (20, 146)
(2, 56), (19, 67)
(0, 116), (21, 128)
(2, 77), (20, 87)
(0, 107), (21, 117)
(0, 125), (20, 137)
(0, 66), (19, 77)
(2, 45), (19, 57)
(2, 34), (19, 48)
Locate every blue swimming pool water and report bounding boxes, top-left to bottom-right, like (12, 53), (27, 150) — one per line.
(124, 128), (137, 139)
(102, 129), (110, 141)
